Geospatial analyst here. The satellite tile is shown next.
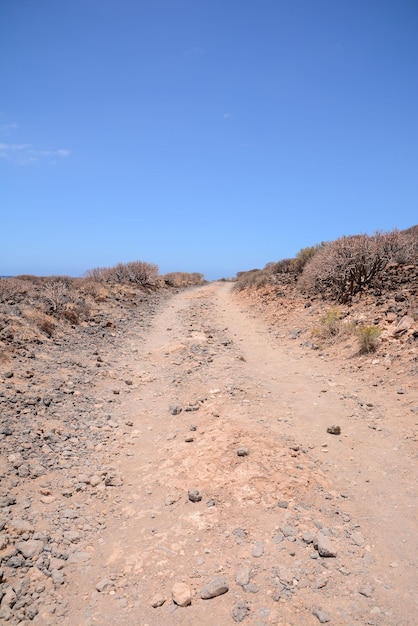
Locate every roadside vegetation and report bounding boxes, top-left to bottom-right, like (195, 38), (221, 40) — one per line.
(233, 226), (418, 356)
(0, 262), (205, 348)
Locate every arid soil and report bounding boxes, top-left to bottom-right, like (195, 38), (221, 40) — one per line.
(1, 282), (417, 625)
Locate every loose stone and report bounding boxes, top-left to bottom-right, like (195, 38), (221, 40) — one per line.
(312, 608), (330, 623)
(327, 425), (341, 435)
(188, 490), (202, 503)
(151, 593), (165, 608)
(172, 582), (192, 606)
(200, 575), (229, 599)
(235, 566), (251, 587)
(314, 534), (337, 558)
(96, 578), (115, 593)
(231, 600), (250, 622)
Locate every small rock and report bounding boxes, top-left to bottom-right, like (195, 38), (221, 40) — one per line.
(312, 608), (330, 623)
(252, 542), (264, 557)
(314, 534), (337, 558)
(96, 578), (114, 593)
(200, 575), (229, 599)
(359, 584), (373, 597)
(232, 600), (250, 622)
(302, 531), (314, 544)
(327, 425), (341, 435)
(237, 447), (249, 457)
(151, 593), (165, 608)
(1, 587), (17, 608)
(16, 539), (44, 559)
(51, 569), (65, 585)
(172, 582), (192, 606)
(104, 473), (123, 487)
(235, 566), (251, 587)
(188, 490), (202, 503)
(169, 404), (182, 415)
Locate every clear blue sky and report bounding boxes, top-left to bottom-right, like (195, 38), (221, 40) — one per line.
(1, 1), (417, 280)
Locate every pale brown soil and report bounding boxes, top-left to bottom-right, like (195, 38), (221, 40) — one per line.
(2, 281), (417, 625)
(58, 282), (417, 625)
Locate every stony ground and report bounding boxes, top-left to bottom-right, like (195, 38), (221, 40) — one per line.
(0, 282), (417, 625)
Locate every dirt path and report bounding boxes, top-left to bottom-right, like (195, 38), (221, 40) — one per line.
(60, 282), (418, 626)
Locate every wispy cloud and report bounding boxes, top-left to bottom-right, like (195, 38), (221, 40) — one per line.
(223, 112), (232, 119)
(0, 142), (70, 164)
(0, 121), (70, 164)
(1, 123), (19, 132)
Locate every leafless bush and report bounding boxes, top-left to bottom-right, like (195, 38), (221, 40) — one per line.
(299, 230), (405, 302)
(83, 267), (107, 281)
(97, 261), (159, 286)
(233, 269), (270, 291)
(163, 272), (205, 287)
(125, 261), (159, 285)
(43, 280), (69, 312)
(79, 278), (108, 301)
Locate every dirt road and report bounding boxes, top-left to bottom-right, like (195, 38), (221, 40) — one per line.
(57, 282), (418, 625)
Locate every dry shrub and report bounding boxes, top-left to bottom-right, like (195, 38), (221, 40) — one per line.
(0, 278), (35, 303)
(312, 308), (341, 340)
(83, 267), (107, 281)
(268, 259), (294, 274)
(299, 230), (405, 302)
(79, 279), (108, 301)
(43, 280), (70, 312)
(292, 244), (323, 274)
(233, 269), (269, 291)
(163, 272), (205, 287)
(37, 315), (56, 337)
(61, 309), (79, 325)
(88, 261), (160, 286)
(357, 325), (381, 353)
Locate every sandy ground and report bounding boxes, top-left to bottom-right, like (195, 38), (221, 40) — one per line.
(50, 281), (418, 626)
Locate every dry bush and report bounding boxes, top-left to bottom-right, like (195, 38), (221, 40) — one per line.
(125, 261), (159, 285)
(43, 280), (70, 312)
(163, 272), (205, 287)
(292, 244), (323, 274)
(299, 230), (405, 302)
(268, 259), (294, 274)
(83, 267), (107, 281)
(233, 269), (270, 291)
(357, 325), (381, 353)
(312, 308), (341, 340)
(0, 278), (35, 303)
(23, 309), (56, 338)
(36, 315), (56, 337)
(79, 278), (108, 301)
(97, 261), (159, 286)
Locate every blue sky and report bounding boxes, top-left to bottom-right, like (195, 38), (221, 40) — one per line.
(1, 1), (417, 280)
